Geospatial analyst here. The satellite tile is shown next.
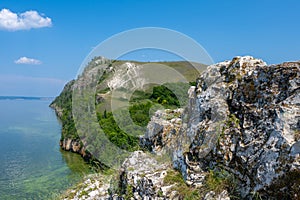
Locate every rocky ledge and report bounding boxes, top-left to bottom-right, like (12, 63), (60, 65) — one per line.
(63, 56), (300, 200)
(60, 138), (91, 161)
(142, 56), (300, 199)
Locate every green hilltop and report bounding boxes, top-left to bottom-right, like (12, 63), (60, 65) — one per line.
(50, 57), (207, 165)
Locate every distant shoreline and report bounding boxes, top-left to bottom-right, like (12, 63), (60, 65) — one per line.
(0, 96), (54, 101)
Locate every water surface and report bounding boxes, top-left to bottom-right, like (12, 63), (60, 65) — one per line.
(0, 99), (92, 199)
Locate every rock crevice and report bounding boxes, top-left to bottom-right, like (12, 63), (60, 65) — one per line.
(142, 56), (300, 199)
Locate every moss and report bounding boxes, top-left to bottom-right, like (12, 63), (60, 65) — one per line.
(140, 173), (146, 178)
(165, 113), (180, 120)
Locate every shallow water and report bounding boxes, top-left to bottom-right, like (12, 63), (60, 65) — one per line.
(0, 99), (92, 199)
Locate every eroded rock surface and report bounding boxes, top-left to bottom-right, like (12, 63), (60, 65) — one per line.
(142, 56), (300, 199)
(62, 56), (300, 199)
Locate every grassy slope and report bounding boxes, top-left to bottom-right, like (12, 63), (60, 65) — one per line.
(51, 58), (207, 153)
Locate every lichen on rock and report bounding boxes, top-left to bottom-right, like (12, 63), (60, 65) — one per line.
(61, 56), (300, 199)
(142, 56), (300, 199)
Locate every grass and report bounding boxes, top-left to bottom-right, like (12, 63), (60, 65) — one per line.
(110, 60), (207, 82)
(125, 184), (134, 200)
(164, 169), (201, 200)
(251, 191), (263, 200)
(204, 168), (238, 197)
(164, 169), (185, 185)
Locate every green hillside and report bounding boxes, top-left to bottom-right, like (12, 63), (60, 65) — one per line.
(51, 57), (206, 160)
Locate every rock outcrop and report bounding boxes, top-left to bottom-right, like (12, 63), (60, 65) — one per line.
(61, 56), (300, 199)
(110, 151), (230, 200)
(62, 174), (111, 200)
(60, 138), (91, 160)
(118, 151), (174, 199)
(142, 56), (300, 199)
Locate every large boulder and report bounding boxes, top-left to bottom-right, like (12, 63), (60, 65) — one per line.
(143, 56), (300, 199)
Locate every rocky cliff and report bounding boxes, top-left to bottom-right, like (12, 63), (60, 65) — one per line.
(61, 56), (300, 200)
(50, 57), (203, 166)
(141, 56), (300, 199)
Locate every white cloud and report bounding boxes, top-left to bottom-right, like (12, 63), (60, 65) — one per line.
(0, 8), (52, 31)
(15, 57), (42, 65)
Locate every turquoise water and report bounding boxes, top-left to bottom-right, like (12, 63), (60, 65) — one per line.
(0, 100), (92, 200)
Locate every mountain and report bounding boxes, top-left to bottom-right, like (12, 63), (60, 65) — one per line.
(54, 56), (300, 199)
(50, 57), (206, 166)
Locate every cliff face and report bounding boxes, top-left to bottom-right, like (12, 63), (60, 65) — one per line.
(50, 57), (203, 166)
(59, 138), (91, 160)
(142, 56), (300, 199)
(60, 56), (300, 200)
(50, 80), (92, 160)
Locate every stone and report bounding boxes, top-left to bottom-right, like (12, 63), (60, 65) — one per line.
(141, 56), (300, 199)
(63, 56), (300, 199)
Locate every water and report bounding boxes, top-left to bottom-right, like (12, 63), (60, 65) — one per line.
(0, 99), (92, 199)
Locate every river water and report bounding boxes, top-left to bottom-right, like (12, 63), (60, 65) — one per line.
(0, 99), (92, 199)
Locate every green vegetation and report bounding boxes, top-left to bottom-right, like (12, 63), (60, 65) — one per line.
(164, 169), (200, 200)
(226, 114), (240, 128)
(205, 169), (230, 193)
(157, 189), (163, 197)
(97, 111), (140, 151)
(50, 80), (79, 140)
(204, 168), (238, 198)
(128, 82), (190, 127)
(94, 81), (192, 152)
(164, 169), (185, 185)
(129, 101), (153, 127)
(125, 184), (134, 200)
(52, 81), (191, 154)
(218, 113), (240, 140)
(150, 83), (190, 108)
(51, 59), (203, 168)
(78, 190), (89, 198)
(155, 61), (206, 81)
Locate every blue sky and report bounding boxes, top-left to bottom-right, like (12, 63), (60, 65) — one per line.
(0, 0), (299, 96)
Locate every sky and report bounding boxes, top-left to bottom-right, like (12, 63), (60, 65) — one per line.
(0, 0), (300, 97)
